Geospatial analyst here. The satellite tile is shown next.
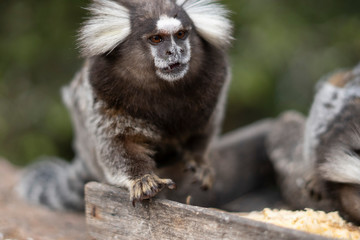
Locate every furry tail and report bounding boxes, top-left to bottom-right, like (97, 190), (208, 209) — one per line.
(17, 157), (93, 211)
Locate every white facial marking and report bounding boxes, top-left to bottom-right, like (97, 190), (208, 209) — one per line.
(150, 37), (191, 82)
(156, 65), (190, 82)
(157, 15), (183, 34)
(151, 15), (191, 82)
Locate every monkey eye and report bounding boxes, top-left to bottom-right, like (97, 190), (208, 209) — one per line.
(149, 35), (163, 44)
(176, 30), (187, 40)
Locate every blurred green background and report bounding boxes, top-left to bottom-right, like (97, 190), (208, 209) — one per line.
(1, 0), (360, 166)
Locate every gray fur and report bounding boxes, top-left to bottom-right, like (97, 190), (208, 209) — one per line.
(267, 63), (360, 223)
(17, 157), (92, 211)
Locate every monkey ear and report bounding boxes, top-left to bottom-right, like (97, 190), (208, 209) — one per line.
(78, 0), (131, 57)
(177, 0), (233, 49)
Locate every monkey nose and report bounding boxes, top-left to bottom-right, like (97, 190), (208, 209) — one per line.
(166, 48), (184, 56)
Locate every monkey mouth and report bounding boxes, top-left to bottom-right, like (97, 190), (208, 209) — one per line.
(156, 62), (189, 81)
(161, 62), (183, 73)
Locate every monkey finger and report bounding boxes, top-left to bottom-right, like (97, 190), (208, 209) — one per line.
(166, 180), (176, 190)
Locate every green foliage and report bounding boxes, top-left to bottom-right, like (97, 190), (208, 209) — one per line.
(1, 0), (360, 165)
(223, 0), (360, 130)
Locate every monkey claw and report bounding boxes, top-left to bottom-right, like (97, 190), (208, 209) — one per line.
(129, 173), (176, 206)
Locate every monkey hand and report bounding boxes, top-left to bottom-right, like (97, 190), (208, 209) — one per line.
(186, 160), (214, 191)
(129, 173), (176, 206)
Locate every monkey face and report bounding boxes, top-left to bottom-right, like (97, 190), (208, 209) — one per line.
(79, 0), (232, 88)
(146, 16), (192, 82)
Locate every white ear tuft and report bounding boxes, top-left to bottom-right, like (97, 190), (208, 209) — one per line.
(320, 148), (360, 185)
(78, 0), (131, 57)
(177, 0), (233, 48)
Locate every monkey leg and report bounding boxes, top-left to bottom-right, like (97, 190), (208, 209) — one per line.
(182, 132), (216, 190)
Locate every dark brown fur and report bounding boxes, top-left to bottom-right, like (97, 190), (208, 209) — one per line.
(90, 40), (227, 136)
(87, 1), (230, 201)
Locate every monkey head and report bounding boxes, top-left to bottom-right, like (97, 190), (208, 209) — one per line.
(77, 0), (232, 85)
(304, 67), (360, 223)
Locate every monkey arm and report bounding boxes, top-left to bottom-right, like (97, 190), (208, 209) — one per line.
(92, 129), (176, 204)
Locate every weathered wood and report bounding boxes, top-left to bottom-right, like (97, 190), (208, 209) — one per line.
(85, 182), (333, 240)
(0, 159), (88, 240)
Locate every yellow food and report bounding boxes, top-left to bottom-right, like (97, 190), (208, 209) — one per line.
(242, 208), (360, 240)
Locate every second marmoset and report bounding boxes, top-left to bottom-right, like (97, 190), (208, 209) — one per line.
(18, 0), (233, 210)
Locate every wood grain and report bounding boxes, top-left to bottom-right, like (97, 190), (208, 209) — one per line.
(85, 182), (333, 240)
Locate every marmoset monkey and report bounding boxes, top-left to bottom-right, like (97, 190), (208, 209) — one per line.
(267, 63), (360, 223)
(18, 0), (233, 210)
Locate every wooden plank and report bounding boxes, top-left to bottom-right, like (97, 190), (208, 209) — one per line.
(85, 182), (333, 240)
(0, 159), (88, 240)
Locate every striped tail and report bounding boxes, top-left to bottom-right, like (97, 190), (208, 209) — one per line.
(17, 157), (93, 211)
